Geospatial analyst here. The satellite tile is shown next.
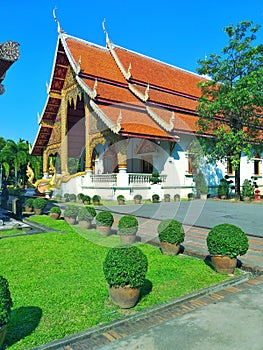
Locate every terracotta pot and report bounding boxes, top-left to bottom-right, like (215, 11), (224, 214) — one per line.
(49, 213), (60, 220)
(34, 208), (43, 215)
(108, 285), (140, 308)
(160, 241), (180, 255)
(119, 234), (137, 244)
(0, 324), (7, 349)
(64, 216), (77, 225)
(134, 199), (141, 204)
(211, 255), (237, 274)
(118, 199), (125, 205)
(96, 225), (111, 236)
(164, 197), (170, 202)
(83, 200), (90, 205)
(78, 220), (92, 229)
(25, 206), (33, 213)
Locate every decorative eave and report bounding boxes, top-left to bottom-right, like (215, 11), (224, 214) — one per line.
(146, 106), (175, 132)
(128, 83), (149, 102)
(90, 100), (122, 133)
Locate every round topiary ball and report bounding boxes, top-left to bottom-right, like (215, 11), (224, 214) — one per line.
(158, 219), (185, 244)
(206, 223), (249, 258)
(103, 245), (148, 288)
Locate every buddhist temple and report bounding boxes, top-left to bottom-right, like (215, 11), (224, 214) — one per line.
(30, 19), (263, 200)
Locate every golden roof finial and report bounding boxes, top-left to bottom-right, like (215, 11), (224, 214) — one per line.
(53, 7), (63, 34)
(102, 19), (110, 45)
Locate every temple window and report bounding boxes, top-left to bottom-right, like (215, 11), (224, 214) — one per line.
(253, 153), (261, 176)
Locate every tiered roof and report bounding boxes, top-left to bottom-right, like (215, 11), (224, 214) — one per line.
(0, 40), (20, 94)
(31, 25), (206, 155)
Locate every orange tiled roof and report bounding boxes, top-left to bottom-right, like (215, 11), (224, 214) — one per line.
(31, 32), (206, 155)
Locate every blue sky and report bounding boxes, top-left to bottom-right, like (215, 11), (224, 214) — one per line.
(1, 0), (263, 144)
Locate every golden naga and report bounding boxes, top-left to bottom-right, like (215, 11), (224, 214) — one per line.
(26, 160), (60, 193)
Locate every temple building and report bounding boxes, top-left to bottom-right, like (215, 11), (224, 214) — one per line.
(0, 40), (20, 95)
(30, 21), (263, 200)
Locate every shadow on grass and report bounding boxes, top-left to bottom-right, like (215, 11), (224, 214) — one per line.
(140, 279), (153, 299)
(5, 306), (42, 347)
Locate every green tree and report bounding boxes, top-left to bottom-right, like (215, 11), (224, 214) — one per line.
(196, 21), (263, 198)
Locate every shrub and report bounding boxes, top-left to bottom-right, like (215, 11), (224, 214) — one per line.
(152, 194), (160, 202)
(69, 194), (76, 202)
(103, 245), (148, 288)
(217, 178), (230, 198)
(50, 206), (61, 214)
(64, 193), (70, 199)
(133, 194), (142, 200)
(78, 206), (96, 221)
(117, 195), (125, 201)
(194, 171), (208, 196)
(187, 193), (194, 199)
(118, 215), (138, 235)
(149, 171), (162, 184)
(25, 198), (34, 207)
(206, 223), (249, 258)
(158, 219), (185, 244)
(174, 194), (180, 201)
(92, 195), (101, 204)
(82, 195), (91, 203)
(33, 197), (47, 210)
(241, 179), (254, 198)
(63, 205), (79, 218)
(0, 276), (13, 327)
(96, 211), (114, 227)
(77, 193), (85, 201)
(164, 194), (170, 199)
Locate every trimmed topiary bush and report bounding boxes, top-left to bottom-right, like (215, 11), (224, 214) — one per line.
(69, 193), (76, 202)
(82, 195), (91, 204)
(63, 205), (79, 218)
(33, 197), (47, 210)
(158, 219), (185, 244)
(174, 194), (180, 201)
(118, 215), (138, 235)
(78, 206), (96, 221)
(152, 194), (160, 203)
(92, 195), (101, 205)
(206, 223), (249, 258)
(0, 276), (13, 327)
(103, 245), (148, 288)
(49, 206), (61, 214)
(149, 171), (162, 184)
(25, 198), (34, 208)
(96, 211), (114, 227)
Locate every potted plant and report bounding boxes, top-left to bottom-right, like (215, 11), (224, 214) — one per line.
(217, 178), (229, 199)
(63, 193), (70, 202)
(49, 206), (61, 220)
(206, 223), (249, 274)
(174, 194), (180, 202)
(68, 193), (76, 202)
(158, 219), (185, 255)
(194, 171), (208, 199)
(78, 206), (96, 229)
(33, 197), (47, 215)
(77, 193), (85, 203)
(187, 192), (194, 200)
(63, 205), (79, 225)
(133, 194), (142, 204)
(241, 179), (254, 201)
(149, 171), (162, 184)
(0, 276), (13, 349)
(152, 194), (160, 203)
(92, 195), (101, 205)
(96, 211), (114, 236)
(25, 197), (34, 212)
(118, 215), (138, 244)
(117, 195), (125, 205)
(103, 245), (148, 308)
(82, 195), (91, 205)
(164, 194), (171, 202)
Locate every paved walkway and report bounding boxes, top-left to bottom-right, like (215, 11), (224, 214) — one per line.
(34, 200), (263, 350)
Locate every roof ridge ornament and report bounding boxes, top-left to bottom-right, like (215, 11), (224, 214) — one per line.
(76, 56), (81, 74)
(102, 19), (131, 80)
(128, 83), (149, 102)
(90, 100), (121, 134)
(53, 7), (63, 34)
(145, 106), (175, 132)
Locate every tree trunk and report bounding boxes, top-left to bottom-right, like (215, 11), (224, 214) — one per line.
(235, 160), (241, 200)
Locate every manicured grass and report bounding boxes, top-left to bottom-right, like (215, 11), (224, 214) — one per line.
(1, 216), (235, 349)
(0, 228), (26, 237)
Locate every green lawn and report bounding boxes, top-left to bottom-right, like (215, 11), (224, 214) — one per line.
(0, 216), (235, 349)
